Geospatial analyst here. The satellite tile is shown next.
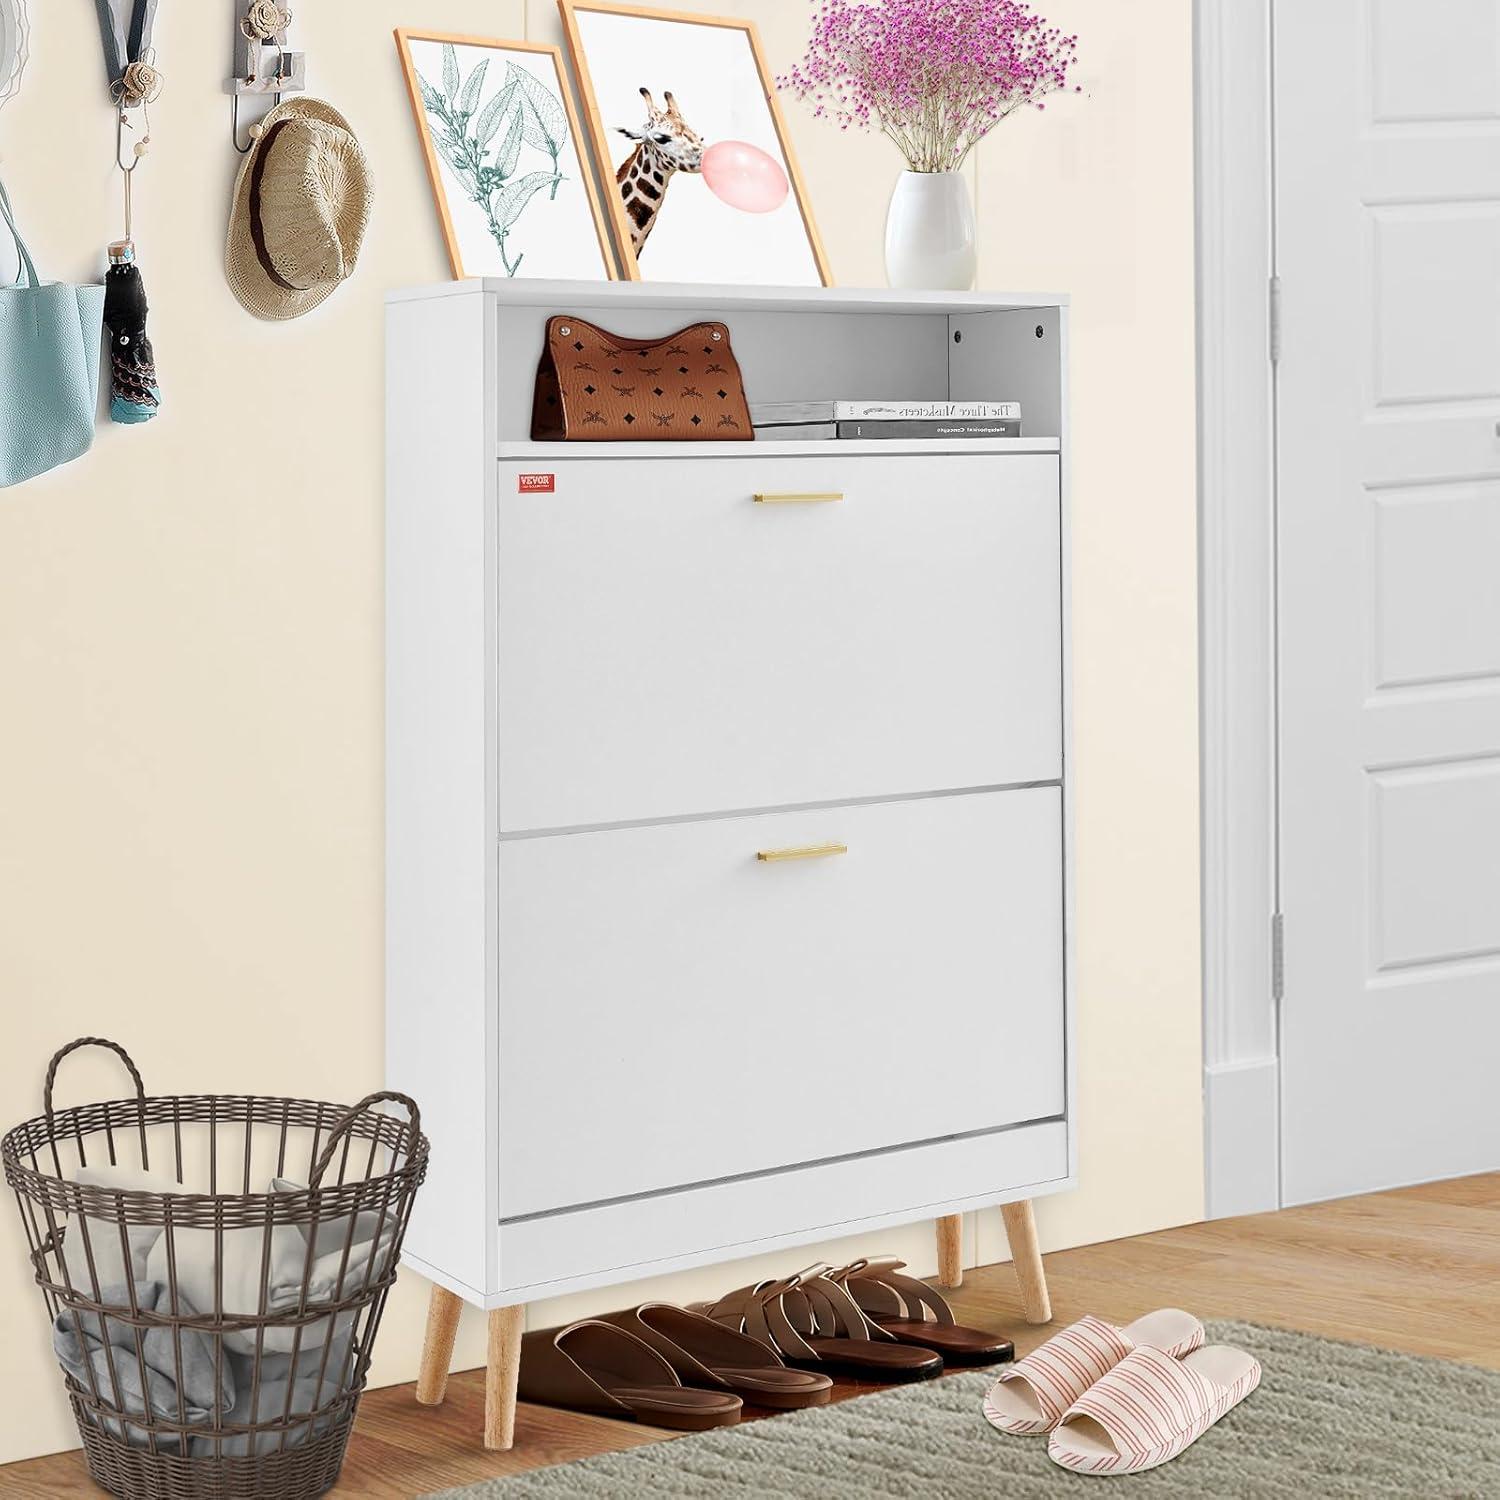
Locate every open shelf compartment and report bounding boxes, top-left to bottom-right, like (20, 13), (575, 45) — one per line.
(393, 279), (1069, 449)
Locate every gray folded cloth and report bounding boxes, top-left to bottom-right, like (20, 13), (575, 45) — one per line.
(52, 1282), (359, 1455)
(188, 1325), (356, 1458)
(52, 1281), (235, 1448)
(143, 1178), (397, 1356)
(272, 1177), (392, 1259)
(60, 1162), (185, 1294)
(248, 1317), (356, 1386)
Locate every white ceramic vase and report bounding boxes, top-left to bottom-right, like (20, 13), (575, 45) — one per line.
(883, 170), (976, 291)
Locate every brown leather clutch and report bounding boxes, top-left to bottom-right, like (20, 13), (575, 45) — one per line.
(531, 315), (753, 441)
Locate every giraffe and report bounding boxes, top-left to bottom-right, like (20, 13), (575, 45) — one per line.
(615, 87), (705, 255)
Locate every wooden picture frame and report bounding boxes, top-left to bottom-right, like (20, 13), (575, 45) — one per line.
(395, 29), (616, 281)
(557, 1), (831, 286)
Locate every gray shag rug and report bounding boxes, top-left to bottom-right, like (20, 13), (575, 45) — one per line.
(424, 1321), (1500, 1499)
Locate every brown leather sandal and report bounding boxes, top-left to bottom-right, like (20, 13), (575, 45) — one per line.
(693, 1272), (943, 1382)
(827, 1256), (1014, 1365)
(518, 1320), (743, 1430)
(600, 1303), (833, 1409)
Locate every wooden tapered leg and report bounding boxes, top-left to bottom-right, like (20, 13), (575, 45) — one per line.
(935, 1213), (963, 1288)
(415, 1285), (464, 1407)
(1001, 1199), (1052, 1324)
(484, 1304), (525, 1451)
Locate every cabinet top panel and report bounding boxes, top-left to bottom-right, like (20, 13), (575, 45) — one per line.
(386, 277), (1069, 316)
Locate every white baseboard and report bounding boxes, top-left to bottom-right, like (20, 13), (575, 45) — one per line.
(1204, 1059), (1279, 1218)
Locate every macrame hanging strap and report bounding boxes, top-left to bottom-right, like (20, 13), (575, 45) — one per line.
(94, 0), (159, 87)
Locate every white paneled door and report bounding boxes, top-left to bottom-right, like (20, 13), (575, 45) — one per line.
(1275, 0), (1500, 1202)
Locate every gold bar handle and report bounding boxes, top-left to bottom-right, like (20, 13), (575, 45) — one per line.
(756, 842), (848, 863)
(752, 491), (844, 504)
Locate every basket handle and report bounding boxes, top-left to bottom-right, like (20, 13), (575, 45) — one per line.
(44, 1037), (147, 1125)
(43, 1037), (150, 1176)
(308, 1090), (422, 1189)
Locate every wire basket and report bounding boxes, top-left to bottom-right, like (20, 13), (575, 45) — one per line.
(2, 1038), (429, 1500)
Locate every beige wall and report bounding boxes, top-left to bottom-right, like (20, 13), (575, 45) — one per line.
(0, 0), (1200, 1466)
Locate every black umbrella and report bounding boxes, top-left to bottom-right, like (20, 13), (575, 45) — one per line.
(95, 0), (161, 424)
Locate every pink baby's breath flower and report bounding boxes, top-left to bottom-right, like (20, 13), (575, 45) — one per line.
(778, 0), (1079, 173)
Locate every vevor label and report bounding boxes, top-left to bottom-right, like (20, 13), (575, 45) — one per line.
(518, 473), (555, 493)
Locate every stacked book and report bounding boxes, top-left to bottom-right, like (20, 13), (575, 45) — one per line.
(750, 399), (1022, 441)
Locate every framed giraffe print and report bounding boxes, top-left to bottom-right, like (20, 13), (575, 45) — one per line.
(395, 30), (616, 280)
(558, 1), (831, 286)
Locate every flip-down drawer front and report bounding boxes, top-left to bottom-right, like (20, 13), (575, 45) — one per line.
(497, 454), (1061, 832)
(497, 786), (1065, 1221)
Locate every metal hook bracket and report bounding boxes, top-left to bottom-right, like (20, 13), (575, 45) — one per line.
(115, 106), (145, 174)
(115, 105), (148, 237)
(229, 89), (278, 153)
(226, 27), (305, 152)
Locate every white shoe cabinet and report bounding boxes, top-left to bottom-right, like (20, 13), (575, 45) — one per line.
(385, 279), (1074, 1448)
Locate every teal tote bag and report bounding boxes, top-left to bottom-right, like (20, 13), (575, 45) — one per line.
(0, 174), (105, 488)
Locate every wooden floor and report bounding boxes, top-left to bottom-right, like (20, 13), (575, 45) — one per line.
(6, 1173), (1498, 1498)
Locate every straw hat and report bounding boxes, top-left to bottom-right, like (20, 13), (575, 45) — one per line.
(226, 96), (372, 321)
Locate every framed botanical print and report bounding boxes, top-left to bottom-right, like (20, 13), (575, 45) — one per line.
(558, 2), (830, 286)
(396, 30), (616, 280)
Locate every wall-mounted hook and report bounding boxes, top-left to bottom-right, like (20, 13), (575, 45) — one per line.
(115, 104), (149, 234)
(115, 106), (146, 174)
(229, 89), (277, 153)
(226, 0), (304, 151)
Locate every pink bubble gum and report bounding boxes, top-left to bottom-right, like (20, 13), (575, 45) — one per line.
(701, 140), (789, 213)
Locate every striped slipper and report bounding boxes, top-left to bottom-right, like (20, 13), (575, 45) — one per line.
(982, 1309), (1203, 1434)
(1047, 1343), (1261, 1474)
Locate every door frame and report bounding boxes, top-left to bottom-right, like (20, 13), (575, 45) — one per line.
(1195, 0), (1281, 1217)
